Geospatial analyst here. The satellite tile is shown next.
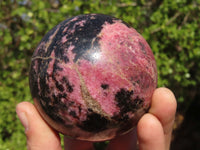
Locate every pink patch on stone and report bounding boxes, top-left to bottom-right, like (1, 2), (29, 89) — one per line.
(78, 59), (134, 116)
(97, 22), (157, 105)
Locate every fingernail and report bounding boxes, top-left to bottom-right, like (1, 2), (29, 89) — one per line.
(17, 112), (29, 131)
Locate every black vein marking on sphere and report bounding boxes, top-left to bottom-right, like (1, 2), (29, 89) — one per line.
(51, 59), (74, 94)
(52, 59), (64, 92)
(52, 75), (64, 93)
(40, 89), (68, 124)
(62, 77), (74, 93)
(101, 83), (109, 90)
(52, 93), (68, 108)
(69, 111), (77, 118)
(32, 25), (58, 58)
(29, 59), (52, 108)
(32, 21), (70, 63)
(41, 93), (69, 123)
(78, 110), (109, 132)
(133, 97), (144, 109)
(115, 89), (134, 113)
(55, 81), (64, 92)
(58, 93), (67, 99)
(53, 59), (63, 72)
(30, 45), (69, 124)
(60, 14), (119, 62)
(139, 41), (146, 54)
(52, 94), (59, 104)
(33, 58), (66, 123)
(63, 55), (69, 63)
(114, 88), (144, 122)
(49, 25), (70, 63)
(32, 14), (132, 64)
(38, 58), (52, 98)
(37, 46), (46, 58)
(41, 102), (65, 123)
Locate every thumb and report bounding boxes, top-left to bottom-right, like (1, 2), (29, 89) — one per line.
(16, 102), (62, 150)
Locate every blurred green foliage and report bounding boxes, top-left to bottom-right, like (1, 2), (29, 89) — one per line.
(0, 0), (200, 149)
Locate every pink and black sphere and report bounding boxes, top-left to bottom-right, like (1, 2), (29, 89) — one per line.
(29, 14), (157, 141)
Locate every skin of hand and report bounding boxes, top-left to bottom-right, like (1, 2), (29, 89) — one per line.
(16, 87), (177, 150)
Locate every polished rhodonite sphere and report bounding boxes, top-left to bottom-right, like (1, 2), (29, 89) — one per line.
(29, 14), (157, 141)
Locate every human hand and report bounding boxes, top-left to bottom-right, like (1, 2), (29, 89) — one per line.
(16, 87), (177, 150)
(106, 87), (177, 150)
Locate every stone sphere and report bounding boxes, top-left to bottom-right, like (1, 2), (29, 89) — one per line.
(29, 14), (157, 141)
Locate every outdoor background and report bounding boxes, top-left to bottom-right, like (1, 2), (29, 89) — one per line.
(0, 0), (200, 149)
